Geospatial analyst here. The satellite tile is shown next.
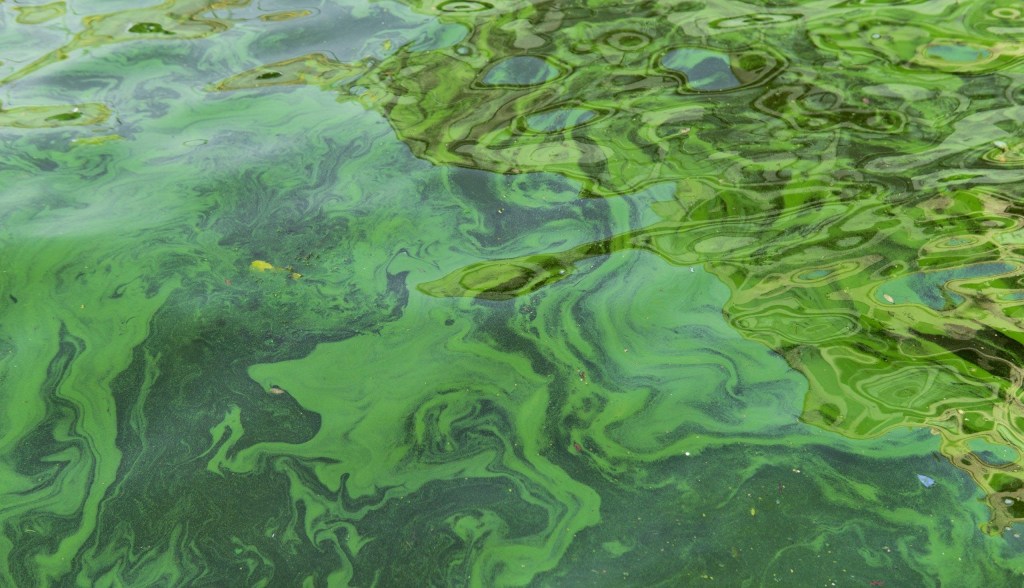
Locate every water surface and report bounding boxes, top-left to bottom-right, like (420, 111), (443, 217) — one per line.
(3, 0), (1024, 585)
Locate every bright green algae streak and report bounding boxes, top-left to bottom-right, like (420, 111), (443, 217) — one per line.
(3, 0), (1024, 586)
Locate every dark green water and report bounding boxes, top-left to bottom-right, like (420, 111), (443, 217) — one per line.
(2, 0), (1024, 585)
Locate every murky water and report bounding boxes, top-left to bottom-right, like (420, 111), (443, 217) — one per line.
(3, 0), (1024, 585)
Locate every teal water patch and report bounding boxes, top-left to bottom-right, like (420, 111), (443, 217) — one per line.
(660, 47), (741, 91)
(407, 22), (467, 52)
(524, 107), (597, 133)
(880, 262), (1015, 310)
(481, 56), (562, 86)
(925, 43), (993, 64)
(968, 438), (1020, 466)
(798, 268), (835, 281)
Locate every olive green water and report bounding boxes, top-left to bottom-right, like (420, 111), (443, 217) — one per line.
(2, 0), (1024, 585)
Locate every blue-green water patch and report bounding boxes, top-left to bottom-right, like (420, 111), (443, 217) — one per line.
(924, 43), (992, 64)
(968, 438), (1020, 466)
(879, 262), (1016, 310)
(660, 47), (740, 91)
(480, 56), (562, 87)
(523, 107), (598, 133)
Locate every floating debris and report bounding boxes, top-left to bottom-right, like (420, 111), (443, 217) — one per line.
(250, 259), (302, 279)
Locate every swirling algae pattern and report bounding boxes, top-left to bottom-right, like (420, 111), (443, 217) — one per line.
(218, 0), (1024, 530)
(3, 0), (1024, 585)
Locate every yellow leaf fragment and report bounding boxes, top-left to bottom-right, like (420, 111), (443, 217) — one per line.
(72, 134), (122, 146)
